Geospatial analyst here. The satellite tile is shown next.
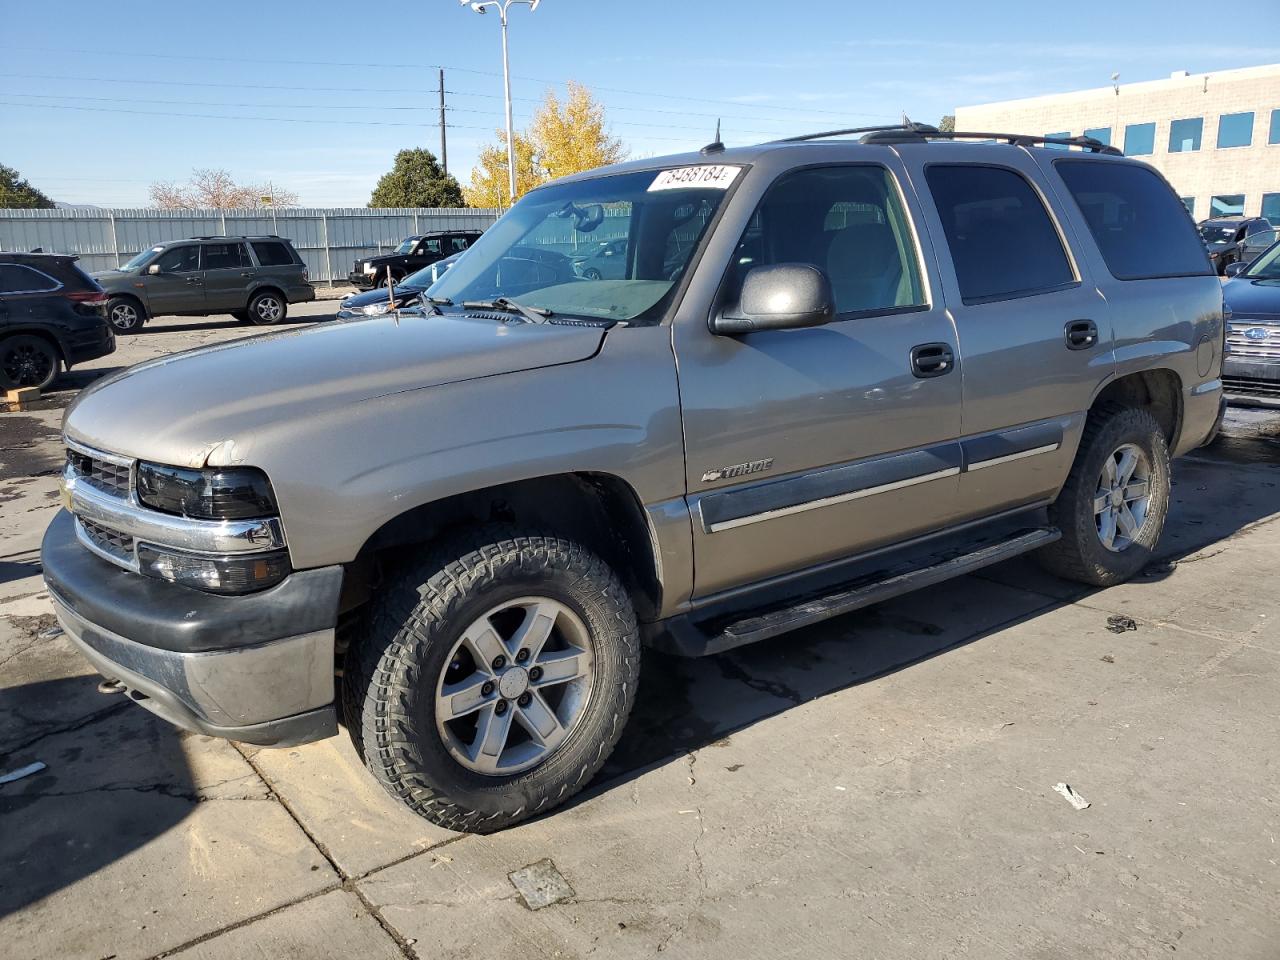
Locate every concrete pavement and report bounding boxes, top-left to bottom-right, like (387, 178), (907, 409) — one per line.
(1, 311), (1277, 958)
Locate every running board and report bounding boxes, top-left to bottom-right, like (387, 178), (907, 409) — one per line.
(652, 527), (1060, 657)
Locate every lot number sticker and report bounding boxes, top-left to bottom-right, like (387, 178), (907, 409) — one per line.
(648, 165), (742, 191)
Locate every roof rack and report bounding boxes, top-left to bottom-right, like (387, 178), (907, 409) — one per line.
(773, 123), (1122, 156)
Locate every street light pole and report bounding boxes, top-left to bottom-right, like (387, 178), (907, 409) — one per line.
(461, 0), (540, 206)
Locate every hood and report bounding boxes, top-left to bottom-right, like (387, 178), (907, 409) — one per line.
(91, 269), (133, 286)
(64, 313), (606, 468)
(341, 285), (423, 310)
(1223, 277), (1280, 320)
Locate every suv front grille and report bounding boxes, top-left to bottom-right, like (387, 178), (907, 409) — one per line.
(1226, 321), (1280, 363)
(67, 449), (132, 498)
(78, 517), (136, 563)
(1223, 376), (1280, 399)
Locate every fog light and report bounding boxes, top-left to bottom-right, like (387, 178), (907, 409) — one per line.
(137, 545), (290, 594)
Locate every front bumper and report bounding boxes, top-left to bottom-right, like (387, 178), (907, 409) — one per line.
(41, 510), (343, 746)
(347, 270), (376, 289)
(1223, 358), (1280, 408)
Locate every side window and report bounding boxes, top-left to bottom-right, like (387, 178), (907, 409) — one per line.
(203, 243), (248, 270)
(250, 241), (295, 266)
(730, 165), (925, 317)
(154, 245), (200, 273)
(422, 239), (442, 255)
(1055, 161), (1212, 280)
(450, 236), (471, 253)
(924, 165), (1075, 304)
(0, 264), (60, 293)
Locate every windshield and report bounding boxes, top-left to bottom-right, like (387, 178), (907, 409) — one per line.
(1199, 224), (1239, 243)
(123, 246), (163, 270)
(1243, 241), (1280, 280)
(395, 239), (418, 255)
(428, 167), (738, 324)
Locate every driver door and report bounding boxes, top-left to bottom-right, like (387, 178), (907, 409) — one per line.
(142, 244), (203, 314)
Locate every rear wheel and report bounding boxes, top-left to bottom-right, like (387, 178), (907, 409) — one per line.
(1038, 404), (1170, 586)
(0, 334), (60, 390)
(247, 291), (286, 325)
(343, 528), (640, 833)
(106, 297), (144, 332)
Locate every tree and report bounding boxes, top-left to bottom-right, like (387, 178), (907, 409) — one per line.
(938, 115), (956, 133)
(463, 130), (544, 209)
(149, 168), (298, 209)
(464, 81), (626, 207)
(369, 148), (465, 208)
(0, 163), (54, 209)
(529, 82), (626, 182)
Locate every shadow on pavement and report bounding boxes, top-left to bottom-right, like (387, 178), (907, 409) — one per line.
(134, 315), (329, 335)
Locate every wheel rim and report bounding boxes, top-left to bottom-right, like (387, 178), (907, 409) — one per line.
(255, 297), (283, 322)
(1093, 443), (1152, 552)
(110, 304), (137, 329)
(435, 596), (595, 776)
(2, 340), (55, 388)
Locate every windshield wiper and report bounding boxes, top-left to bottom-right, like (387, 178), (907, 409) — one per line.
(425, 296), (453, 305)
(462, 297), (552, 324)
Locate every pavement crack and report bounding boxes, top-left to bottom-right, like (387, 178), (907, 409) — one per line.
(0, 700), (131, 763)
(714, 655), (806, 705)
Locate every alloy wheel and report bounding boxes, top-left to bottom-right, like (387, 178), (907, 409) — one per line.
(1, 339), (56, 389)
(435, 596), (595, 776)
(1093, 443), (1152, 552)
(109, 303), (139, 330)
(255, 296), (284, 323)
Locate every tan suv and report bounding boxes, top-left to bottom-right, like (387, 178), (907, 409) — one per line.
(94, 235), (315, 332)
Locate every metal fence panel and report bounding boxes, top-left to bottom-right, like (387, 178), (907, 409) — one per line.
(0, 207), (502, 282)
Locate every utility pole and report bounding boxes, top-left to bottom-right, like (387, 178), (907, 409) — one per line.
(439, 68), (448, 175)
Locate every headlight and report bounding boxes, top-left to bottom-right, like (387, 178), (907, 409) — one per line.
(137, 545), (290, 594)
(136, 463), (278, 520)
(360, 301), (393, 316)
(363, 262), (376, 274)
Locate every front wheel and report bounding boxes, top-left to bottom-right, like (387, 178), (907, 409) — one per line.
(247, 291), (286, 325)
(0, 334), (60, 390)
(1038, 404), (1171, 586)
(106, 297), (144, 332)
(343, 529), (640, 833)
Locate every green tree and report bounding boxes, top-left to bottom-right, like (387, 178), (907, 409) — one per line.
(369, 148), (465, 208)
(462, 131), (544, 209)
(938, 115), (956, 133)
(0, 163), (55, 209)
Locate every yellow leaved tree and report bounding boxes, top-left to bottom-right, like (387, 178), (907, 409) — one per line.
(462, 130), (543, 209)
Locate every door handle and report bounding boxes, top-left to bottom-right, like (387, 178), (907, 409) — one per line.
(240, 271), (257, 278)
(185, 277), (204, 284)
(1065, 319), (1098, 350)
(910, 342), (955, 378)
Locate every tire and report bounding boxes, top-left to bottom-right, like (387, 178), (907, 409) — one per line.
(247, 290), (286, 325)
(1037, 404), (1171, 586)
(583, 268), (602, 281)
(0, 334), (61, 391)
(106, 297), (144, 332)
(379, 272), (401, 289)
(343, 528), (640, 833)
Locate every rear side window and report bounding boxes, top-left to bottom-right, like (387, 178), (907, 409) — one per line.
(250, 241), (296, 266)
(0, 263), (61, 294)
(924, 165), (1075, 304)
(450, 236), (471, 253)
(1054, 161), (1212, 280)
(203, 243), (248, 270)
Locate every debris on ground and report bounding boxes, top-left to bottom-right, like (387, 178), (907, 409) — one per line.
(1101, 654), (1116, 663)
(0, 761), (47, 785)
(1053, 782), (1091, 810)
(1106, 615), (1138, 634)
(509, 859), (575, 910)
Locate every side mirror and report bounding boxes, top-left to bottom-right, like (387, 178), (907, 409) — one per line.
(1224, 261), (1247, 277)
(715, 263), (835, 334)
(147, 264), (162, 275)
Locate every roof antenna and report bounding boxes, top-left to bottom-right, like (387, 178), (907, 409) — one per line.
(700, 119), (724, 155)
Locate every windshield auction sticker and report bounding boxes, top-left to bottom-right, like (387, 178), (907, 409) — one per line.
(648, 165), (742, 191)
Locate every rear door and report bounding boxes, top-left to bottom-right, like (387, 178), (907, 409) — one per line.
(201, 241), (252, 312)
(903, 147), (1113, 521)
(674, 159), (964, 597)
(142, 244), (203, 315)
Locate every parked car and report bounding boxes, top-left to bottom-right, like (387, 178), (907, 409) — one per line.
(348, 231), (482, 290)
(336, 251), (463, 319)
(1235, 228), (1279, 269)
(572, 238), (628, 279)
(1198, 216), (1273, 275)
(94, 236), (315, 332)
(0, 252), (114, 390)
(1221, 240), (1280, 406)
(44, 126), (1224, 834)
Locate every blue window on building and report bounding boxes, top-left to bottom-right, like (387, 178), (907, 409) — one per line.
(1168, 117), (1203, 152)
(1124, 122), (1156, 156)
(1217, 112), (1254, 148)
(1270, 109), (1280, 145)
(1263, 194), (1280, 223)
(1045, 131), (1071, 150)
(1211, 195), (1246, 218)
(1084, 126), (1111, 146)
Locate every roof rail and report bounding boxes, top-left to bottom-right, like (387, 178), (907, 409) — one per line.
(769, 122), (940, 144)
(770, 123), (1122, 156)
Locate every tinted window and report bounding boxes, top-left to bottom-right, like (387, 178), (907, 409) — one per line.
(1168, 117), (1203, 152)
(1271, 109), (1280, 145)
(250, 241), (295, 266)
(422, 238), (442, 255)
(1217, 112), (1254, 148)
(0, 263), (60, 294)
(1055, 161), (1212, 281)
(1123, 122), (1156, 156)
(450, 236), (471, 253)
(924, 164), (1074, 303)
(154, 245), (200, 273)
(1211, 195), (1245, 218)
(1084, 126), (1111, 146)
(732, 165), (925, 316)
(203, 243), (248, 270)
(1263, 194), (1280, 223)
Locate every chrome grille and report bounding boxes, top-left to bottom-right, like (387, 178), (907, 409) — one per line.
(78, 517), (136, 564)
(67, 449), (132, 498)
(1226, 321), (1280, 363)
(1223, 376), (1280, 399)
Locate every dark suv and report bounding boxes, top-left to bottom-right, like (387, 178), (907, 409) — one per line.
(0, 253), (115, 390)
(1198, 216), (1273, 275)
(94, 236), (315, 332)
(348, 231), (481, 289)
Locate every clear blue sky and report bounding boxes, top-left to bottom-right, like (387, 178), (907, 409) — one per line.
(2, 0), (1277, 207)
